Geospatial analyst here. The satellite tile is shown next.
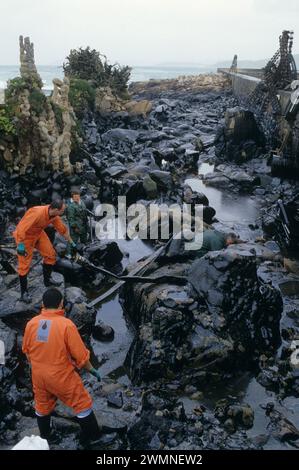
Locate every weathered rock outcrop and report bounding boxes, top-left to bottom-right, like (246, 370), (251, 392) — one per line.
(127, 389), (258, 450)
(0, 319), (24, 445)
(95, 86), (126, 114)
(19, 36), (43, 88)
(215, 107), (265, 163)
(123, 247), (282, 384)
(188, 247), (282, 352)
(95, 86), (152, 117)
(129, 74), (231, 99)
(203, 164), (260, 192)
(0, 36), (78, 175)
(64, 287), (96, 341)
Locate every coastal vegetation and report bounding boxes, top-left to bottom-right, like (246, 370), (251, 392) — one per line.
(63, 46), (131, 99)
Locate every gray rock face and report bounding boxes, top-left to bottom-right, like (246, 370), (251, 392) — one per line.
(142, 175), (158, 199)
(0, 320), (19, 427)
(123, 263), (192, 383)
(65, 286), (95, 338)
(83, 240), (124, 269)
(215, 400), (254, 431)
(65, 286), (87, 304)
(92, 321), (115, 342)
(188, 248), (282, 351)
(123, 247), (282, 384)
(149, 170), (172, 189)
(107, 391), (123, 409)
(101, 128), (139, 144)
(0, 268), (64, 319)
(103, 164), (127, 177)
(127, 390), (186, 450)
(139, 130), (169, 143)
(215, 107), (265, 163)
(203, 164), (259, 192)
(19, 36), (42, 87)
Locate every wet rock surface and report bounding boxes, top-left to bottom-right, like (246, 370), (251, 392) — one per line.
(123, 247), (282, 384)
(215, 107), (265, 163)
(188, 248), (282, 353)
(1, 73), (299, 450)
(0, 267), (64, 319)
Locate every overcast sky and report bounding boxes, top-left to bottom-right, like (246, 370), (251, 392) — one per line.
(1, 0), (299, 66)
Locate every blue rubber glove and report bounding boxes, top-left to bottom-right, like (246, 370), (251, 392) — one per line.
(70, 240), (77, 254)
(17, 242), (26, 256)
(90, 367), (101, 382)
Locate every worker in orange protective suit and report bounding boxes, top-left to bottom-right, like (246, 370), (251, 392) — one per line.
(13, 200), (77, 303)
(22, 288), (102, 447)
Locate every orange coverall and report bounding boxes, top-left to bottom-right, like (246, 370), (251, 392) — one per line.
(22, 308), (92, 416)
(13, 205), (68, 276)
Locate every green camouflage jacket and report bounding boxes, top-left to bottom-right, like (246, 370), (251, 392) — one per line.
(66, 199), (88, 231)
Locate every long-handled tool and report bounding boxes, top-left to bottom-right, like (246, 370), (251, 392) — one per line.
(82, 236), (186, 308)
(72, 251), (186, 285)
(88, 214), (93, 243)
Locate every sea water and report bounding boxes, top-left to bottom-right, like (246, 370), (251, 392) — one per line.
(0, 63), (217, 95)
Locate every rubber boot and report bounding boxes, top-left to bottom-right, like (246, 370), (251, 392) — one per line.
(36, 414), (60, 446)
(36, 414), (51, 440)
(43, 264), (62, 287)
(77, 411), (101, 448)
(19, 275), (32, 304)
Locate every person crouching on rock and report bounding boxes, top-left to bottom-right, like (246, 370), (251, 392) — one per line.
(192, 229), (240, 258)
(66, 188), (89, 250)
(13, 200), (77, 303)
(22, 288), (102, 448)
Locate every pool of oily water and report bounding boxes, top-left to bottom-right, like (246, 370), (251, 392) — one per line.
(88, 221), (153, 379)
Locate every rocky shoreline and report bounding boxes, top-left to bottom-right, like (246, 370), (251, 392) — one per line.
(1, 71), (299, 450)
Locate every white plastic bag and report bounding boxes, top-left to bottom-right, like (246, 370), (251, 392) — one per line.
(12, 435), (49, 450)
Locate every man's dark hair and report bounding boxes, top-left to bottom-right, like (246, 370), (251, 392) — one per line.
(43, 288), (63, 309)
(71, 187), (81, 196)
(225, 232), (239, 243)
(50, 199), (64, 210)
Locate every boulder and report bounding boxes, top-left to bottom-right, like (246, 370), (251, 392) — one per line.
(215, 107), (265, 163)
(184, 149), (200, 169)
(139, 131), (169, 143)
(94, 410), (127, 434)
(92, 321), (115, 342)
(107, 391), (123, 409)
(188, 247), (282, 353)
(101, 128), (139, 144)
(125, 100), (152, 116)
(215, 400), (254, 431)
(203, 206), (216, 225)
(0, 320), (19, 429)
(0, 268), (64, 319)
(278, 280), (299, 296)
(65, 287), (95, 337)
(149, 170), (172, 189)
(127, 390), (187, 450)
(204, 166), (258, 191)
(95, 87), (126, 114)
(103, 164), (127, 178)
(142, 175), (158, 199)
(83, 241), (123, 269)
(123, 263), (193, 383)
(267, 407), (299, 445)
(284, 258), (299, 276)
(123, 247), (282, 384)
